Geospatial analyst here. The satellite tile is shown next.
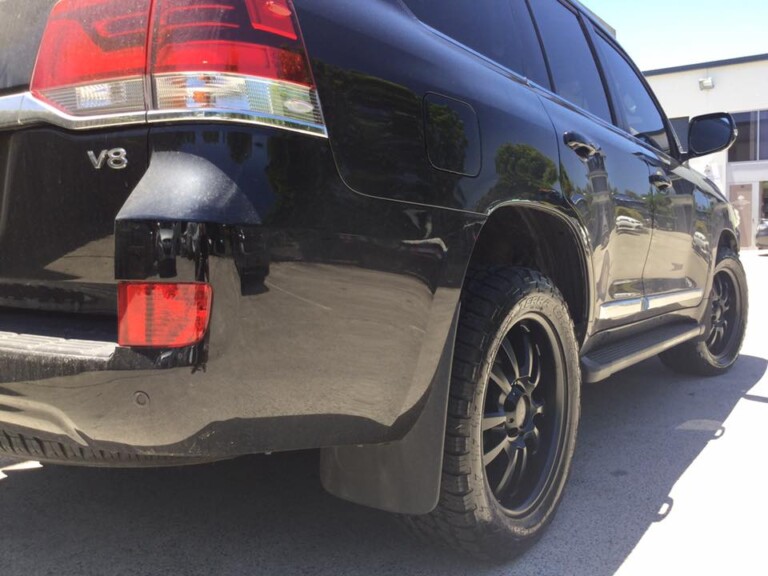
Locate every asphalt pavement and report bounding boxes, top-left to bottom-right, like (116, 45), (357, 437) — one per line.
(1, 252), (767, 576)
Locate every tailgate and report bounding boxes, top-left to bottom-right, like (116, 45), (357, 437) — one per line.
(0, 126), (148, 315)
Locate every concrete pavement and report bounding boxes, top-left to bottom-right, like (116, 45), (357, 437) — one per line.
(1, 251), (766, 576)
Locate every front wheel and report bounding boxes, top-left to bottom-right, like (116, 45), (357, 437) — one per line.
(405, 267), (581, 561)
(660, 250), (748, 376)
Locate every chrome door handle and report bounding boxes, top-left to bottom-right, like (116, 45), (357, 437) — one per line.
(564, 131), (601, 159)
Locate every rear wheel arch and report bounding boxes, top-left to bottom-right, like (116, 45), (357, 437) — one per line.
(467, 204), (593, 343)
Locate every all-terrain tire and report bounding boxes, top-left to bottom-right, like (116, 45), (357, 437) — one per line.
(660, 250), (748, 377)
(404, 267), (581, 561)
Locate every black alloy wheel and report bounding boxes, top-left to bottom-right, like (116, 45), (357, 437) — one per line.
(483, 317), (566, 515)
(660, 249), (748, 376)
(706, 269), (740, 359)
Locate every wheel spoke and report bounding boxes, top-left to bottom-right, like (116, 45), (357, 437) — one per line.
(713, 277), (723, 301)
(520, 330), (535, 379)
(484, 436), (508, 466)
(507, 446), (529, 498)
(526, 427), (541, 455)
(483, 413), (508, 431)
(710, 326), (724, 349)
(529, 347), (542, 392)
(494, 444), (519, 495)
(500, 339), (520, 380)
(489, 365), (512, 397)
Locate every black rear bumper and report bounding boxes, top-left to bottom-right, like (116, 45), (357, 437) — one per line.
(0, 125), (483, 465)
(0, 260), (466, 465)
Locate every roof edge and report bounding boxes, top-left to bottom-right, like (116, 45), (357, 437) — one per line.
(644, 53), (768, 76)
(569, 0), (617, 38)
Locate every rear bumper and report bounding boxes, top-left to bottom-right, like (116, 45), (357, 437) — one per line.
(0, 258), (471, 467)
(0, 261), (463, 463)
(0, 125), (483, 464)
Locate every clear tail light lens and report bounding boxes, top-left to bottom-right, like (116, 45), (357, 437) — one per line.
(30, 0), (325, 135)
(118, 282), (213, 348)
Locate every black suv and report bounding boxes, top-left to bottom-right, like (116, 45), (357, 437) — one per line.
(0, 0), (747, 560)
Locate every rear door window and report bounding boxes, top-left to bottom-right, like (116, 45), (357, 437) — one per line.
(528, 0), (612, 123)
(593, 32), (673, 154)
(402, 0), (550, 88)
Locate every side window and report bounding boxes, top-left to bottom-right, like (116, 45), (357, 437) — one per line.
(402, 0), (550, 88)
(593, 33), (672, 154)
(509, 0), (550, 88)
(528, 0), (612, 123)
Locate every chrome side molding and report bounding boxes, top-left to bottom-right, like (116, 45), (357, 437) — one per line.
(599, 288), (704, 321)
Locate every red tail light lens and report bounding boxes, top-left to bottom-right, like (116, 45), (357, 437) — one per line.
(31, 0), (151, 115)
(149, 0), (322, 133)
(30, 0), (325, 135)
(118, 282), (213, 348)
(247, 0), (298, 40)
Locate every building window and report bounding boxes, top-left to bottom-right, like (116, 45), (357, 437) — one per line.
(761, 111), (768, 161)
(728, 111), (758, 162)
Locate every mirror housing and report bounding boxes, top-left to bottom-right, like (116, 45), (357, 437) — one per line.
(686, 113), (737, 160)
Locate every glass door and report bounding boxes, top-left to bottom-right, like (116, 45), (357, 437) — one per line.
(729, 183), (753, 249)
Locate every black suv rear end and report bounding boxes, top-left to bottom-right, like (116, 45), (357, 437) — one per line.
(0, 0), (746, 560)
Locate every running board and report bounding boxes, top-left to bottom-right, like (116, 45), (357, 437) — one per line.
(581, 323), (704, 383)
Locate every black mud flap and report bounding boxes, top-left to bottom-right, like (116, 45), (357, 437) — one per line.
(319, 307), (458, 515)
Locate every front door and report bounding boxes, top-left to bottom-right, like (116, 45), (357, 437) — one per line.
(642, 160), (712, 304)
(588, 25), (710, 319)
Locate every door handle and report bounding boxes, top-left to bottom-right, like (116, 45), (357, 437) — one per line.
(564, 131), (601, 159)
(650, 172), (673, 192)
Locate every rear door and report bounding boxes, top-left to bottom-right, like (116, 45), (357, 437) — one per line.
(529, 0), (655, 329)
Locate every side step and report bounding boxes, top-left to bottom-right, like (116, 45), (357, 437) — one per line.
(581, 322), (704, 383)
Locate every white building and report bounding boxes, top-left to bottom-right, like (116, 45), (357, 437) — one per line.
(645, 53), (768, 249)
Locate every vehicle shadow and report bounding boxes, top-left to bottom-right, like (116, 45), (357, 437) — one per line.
(1, 355), (765, 576)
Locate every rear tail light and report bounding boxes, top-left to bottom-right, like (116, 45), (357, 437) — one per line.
(30, 0), (325, 136)
(31, 0), (150, 116)
(118, 282), (213, 348)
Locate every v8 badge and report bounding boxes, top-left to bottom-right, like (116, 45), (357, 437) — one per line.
(88, 148), (128, 170)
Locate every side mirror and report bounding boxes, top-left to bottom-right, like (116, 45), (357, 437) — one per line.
(687, 113), (737, 159)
